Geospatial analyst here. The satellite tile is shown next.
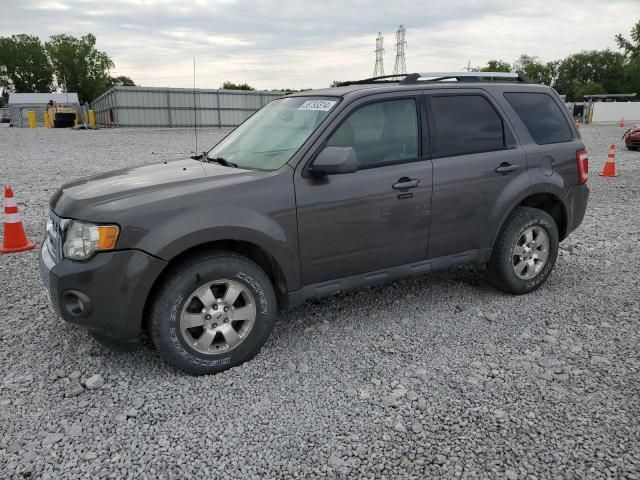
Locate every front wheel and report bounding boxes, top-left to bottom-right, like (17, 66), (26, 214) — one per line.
(488, 207), (559, 294)
(149, 252), (277, 375)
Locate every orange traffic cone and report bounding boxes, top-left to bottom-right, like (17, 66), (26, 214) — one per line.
(599, 144), (618, 178)
(619, 117), (625, 128)
(0, 186), (36, 254)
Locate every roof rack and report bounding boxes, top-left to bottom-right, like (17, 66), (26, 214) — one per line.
(339, 71), (530, 87)
(338, 74), (413, 86)
(408, 71), (529, 83)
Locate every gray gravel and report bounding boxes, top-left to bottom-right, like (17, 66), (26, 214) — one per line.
(1, 123), (639, 479)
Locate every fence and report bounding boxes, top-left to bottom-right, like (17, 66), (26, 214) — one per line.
(90, 86), (283, 128)
(590, 102), (640, 123)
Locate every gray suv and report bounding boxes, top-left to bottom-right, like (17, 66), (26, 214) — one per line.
(40, 72), (590, 374)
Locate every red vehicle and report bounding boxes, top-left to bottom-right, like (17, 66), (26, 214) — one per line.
(624, 124), (640, 150)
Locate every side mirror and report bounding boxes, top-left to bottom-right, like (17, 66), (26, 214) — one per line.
(308, 146), (358, 177)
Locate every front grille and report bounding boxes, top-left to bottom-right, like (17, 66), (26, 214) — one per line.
(46, 212), (64, 262)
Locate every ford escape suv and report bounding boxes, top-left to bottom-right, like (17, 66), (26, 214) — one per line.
(41, 71), (589, 374)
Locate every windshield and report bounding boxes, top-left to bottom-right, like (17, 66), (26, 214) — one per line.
(207, 96), (338, 170)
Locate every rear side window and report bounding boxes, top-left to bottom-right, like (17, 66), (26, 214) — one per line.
(430, 95), (507, 157)
(504, 92), (573, 145)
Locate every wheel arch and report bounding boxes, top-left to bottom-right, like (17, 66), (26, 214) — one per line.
(141, 239), (290, 334)
(491, 191), (569, 249)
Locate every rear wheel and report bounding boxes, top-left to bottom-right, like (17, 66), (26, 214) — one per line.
(488, 207), (559, 294)
(149, 251), (276, 375)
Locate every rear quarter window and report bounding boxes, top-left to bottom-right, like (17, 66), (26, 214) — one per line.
(504, 92), (573, 145)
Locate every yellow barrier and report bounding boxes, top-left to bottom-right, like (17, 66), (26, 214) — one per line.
(83, 111), (88, 125)
(44, 111), (50, 128)
(28, 111), (37, 129)
(89, 110), (96, 128)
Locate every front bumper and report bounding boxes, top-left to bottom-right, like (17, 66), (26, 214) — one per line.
(565, 184), (589, 236)
(40, 241), (167, 342)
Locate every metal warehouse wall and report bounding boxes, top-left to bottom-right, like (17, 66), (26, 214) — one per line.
(90, 86), (283, 128)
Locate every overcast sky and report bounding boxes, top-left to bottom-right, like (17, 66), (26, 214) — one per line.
(2, 0), (638, 90)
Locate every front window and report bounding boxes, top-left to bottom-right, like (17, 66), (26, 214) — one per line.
(326, 99), (418, 168)
(207, 96), (338, 170)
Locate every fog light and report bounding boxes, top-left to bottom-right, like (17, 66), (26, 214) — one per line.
(61, 290), (92, 317)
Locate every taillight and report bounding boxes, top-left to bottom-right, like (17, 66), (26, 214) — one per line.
(576, 149), (588, 184)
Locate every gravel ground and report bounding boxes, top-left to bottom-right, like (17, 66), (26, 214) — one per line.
(0, 123), (639, 479)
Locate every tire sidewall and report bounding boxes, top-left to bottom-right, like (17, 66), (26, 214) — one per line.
(152, 256), (275, 374)
(497, 212), (559, 294)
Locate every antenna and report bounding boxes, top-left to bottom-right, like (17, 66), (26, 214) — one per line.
(373, 32), (385, 77)
(193, 58), (198, 154)
(62, 74), (69, 105)
(392, 25), (407, 75)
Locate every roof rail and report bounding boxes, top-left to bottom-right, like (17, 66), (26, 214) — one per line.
(401, 71), (530, 83)
(339, 71), (530, 87)
(337, 74), (410, 86)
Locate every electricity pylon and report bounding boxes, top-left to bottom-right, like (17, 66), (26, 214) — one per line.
(373, 32), (385, 77)
(392, 25), (407, 75)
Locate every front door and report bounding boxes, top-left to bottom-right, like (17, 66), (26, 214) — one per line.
(294, 95), (432, 285)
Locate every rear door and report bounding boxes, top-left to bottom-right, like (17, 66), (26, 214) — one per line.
(294, 92), (433, 285)
(425, 89), (530, 259)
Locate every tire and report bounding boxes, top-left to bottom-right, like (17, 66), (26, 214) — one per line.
(488, 207), (559, 295)
(149, 251), (276, 375)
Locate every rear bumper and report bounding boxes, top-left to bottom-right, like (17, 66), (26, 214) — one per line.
(40, 242), (167, 342)
(565, 184), (589, 236)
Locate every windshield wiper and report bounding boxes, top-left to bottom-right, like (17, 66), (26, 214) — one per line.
(191, 151), (238, 168)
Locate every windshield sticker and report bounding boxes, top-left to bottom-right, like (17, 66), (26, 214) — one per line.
(298, 100), (336, 112)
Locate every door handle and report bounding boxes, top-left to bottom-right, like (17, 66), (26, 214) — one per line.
(392, 178), (420, 190)
(495, 163), (519, 174)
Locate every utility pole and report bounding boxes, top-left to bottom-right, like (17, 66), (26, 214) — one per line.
(373, 32), (385, 77)
(464, 60), (472, 72)
(392, 25), (407, 75)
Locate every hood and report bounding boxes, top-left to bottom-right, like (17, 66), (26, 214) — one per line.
(50, 158), (254, 217)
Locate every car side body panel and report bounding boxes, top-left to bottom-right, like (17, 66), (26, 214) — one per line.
(52, 165), (302, 291)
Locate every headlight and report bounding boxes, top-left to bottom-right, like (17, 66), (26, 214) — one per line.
(63, 221), (119, 260)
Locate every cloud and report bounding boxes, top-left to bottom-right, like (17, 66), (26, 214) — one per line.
(2, 0), (638, 89)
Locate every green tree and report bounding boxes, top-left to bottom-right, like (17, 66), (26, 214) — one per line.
(221, 81), (254, 91)
(513, 55), (559, 85)
(108, 75), (136, 87)
(330, 80), (345, 87)
(616, 20), (640, 99)
(476, 60), (511, 72)
(622, 59), (640, 99)
(554, 50), (627, 101)
(45, 34), (114, 103)
(615, 19), (640, 60)
(573, 81), (606, 100)
(0, 34), (54, 92)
